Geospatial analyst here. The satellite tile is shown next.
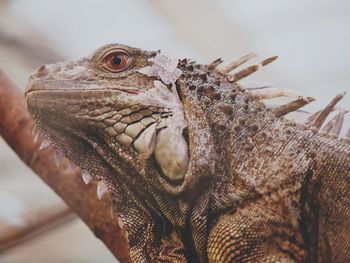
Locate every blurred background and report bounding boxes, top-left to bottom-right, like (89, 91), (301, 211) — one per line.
(0, 0), (349, 262)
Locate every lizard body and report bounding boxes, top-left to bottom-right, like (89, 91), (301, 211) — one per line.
(25, 43), (350, 262)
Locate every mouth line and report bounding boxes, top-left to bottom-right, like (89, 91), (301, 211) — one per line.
(26, 87), (140, 98)
(26, 77), (143, 97)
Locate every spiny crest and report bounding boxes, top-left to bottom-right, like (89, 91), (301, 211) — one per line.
(211, 52), (278, 82)
(206, 51), (349, 143)
(322, 109), (347, 138)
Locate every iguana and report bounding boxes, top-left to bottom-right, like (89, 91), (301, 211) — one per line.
(25, 43), (350, 262)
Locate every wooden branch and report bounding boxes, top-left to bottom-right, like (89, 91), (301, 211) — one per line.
(0, 205), (74, 251)
(0, 69), (131, 263)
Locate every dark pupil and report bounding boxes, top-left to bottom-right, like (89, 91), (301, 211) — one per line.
(112, 56), (122, 65)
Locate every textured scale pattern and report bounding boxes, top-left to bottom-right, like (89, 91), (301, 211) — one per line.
(25, 43), (350, 262)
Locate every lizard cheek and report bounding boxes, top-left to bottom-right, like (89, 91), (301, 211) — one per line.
(133, 123), (157, 159)
(154, 127), (189, 180)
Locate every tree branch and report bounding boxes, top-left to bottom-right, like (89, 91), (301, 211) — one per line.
(0, 205), (74, 251)
(0, 69), (131, 263)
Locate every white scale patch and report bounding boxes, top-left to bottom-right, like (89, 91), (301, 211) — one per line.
(137, 52), (189, 180)
(138, 52), (182, 86)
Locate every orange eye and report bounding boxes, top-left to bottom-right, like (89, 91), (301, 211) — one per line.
(102, 50), (132, 73)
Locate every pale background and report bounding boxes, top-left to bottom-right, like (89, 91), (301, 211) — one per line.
(0, 1), (349, 262)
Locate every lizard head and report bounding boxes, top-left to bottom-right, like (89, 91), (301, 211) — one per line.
(25, 43), (216, 198)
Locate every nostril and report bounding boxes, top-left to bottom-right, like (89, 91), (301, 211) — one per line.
(35, 65), (49, 77)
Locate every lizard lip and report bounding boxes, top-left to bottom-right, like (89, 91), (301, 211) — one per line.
(26, 78), (140, 99)
(25, 76), (40, 98)
(25, 78), (84, 96)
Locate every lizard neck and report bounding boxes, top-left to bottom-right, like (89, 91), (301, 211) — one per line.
(207, 90), (350, 227)
(206, 91), (312, 212)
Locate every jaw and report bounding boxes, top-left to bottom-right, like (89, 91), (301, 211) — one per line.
(26, 86), (186, 191)
(26, 68), (215, 200)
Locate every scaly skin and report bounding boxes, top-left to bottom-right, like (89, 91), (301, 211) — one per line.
(25, 43), (350, 262)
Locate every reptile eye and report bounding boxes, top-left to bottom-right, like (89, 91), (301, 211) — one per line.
(102, 50), (132, 73)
